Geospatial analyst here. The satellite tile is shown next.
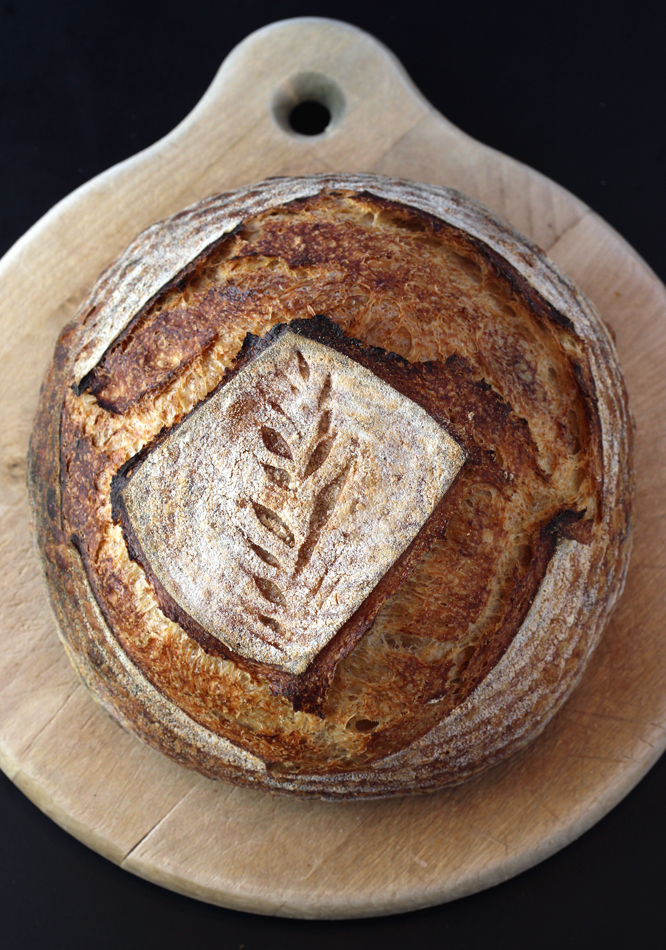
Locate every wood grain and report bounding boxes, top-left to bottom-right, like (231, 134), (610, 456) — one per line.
(0, 17), (664, 917)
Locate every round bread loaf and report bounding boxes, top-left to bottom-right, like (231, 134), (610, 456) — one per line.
(28, 174), (634, 798)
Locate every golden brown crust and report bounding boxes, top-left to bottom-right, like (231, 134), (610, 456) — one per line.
(28, 174), (634, 796)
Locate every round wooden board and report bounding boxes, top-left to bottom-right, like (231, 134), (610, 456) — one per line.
(0, 17), (665, 919)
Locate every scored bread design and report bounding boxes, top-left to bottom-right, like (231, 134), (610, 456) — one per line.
(29, 174), (634, 797)
(115, 326), (464, 683)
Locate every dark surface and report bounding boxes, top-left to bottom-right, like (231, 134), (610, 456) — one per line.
(1, 1), (665, 948)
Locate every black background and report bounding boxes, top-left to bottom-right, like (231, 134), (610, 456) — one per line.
(1, 2), (665, 948)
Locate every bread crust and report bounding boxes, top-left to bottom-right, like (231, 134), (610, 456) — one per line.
(28, 174), (634, 797)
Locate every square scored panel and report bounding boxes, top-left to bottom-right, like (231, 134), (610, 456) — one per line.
(121, 331), (464, 674)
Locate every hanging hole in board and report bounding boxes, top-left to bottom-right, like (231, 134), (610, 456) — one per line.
(289, 100), (331, 135)
(273, 72), (345, 138)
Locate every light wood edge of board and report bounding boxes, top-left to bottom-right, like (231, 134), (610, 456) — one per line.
(0, 16), (664, 919)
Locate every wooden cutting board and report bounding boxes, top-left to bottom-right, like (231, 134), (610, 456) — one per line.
(0, 17), (664, 919)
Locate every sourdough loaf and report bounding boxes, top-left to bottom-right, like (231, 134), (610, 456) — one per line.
(28, 174), (634, 797)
